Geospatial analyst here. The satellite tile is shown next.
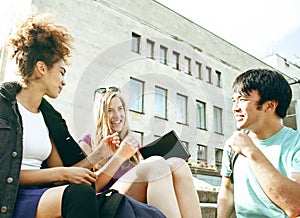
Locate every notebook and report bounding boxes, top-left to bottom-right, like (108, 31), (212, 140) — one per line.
(139, 130), (191, 160)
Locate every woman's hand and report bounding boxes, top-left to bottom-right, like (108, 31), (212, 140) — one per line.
(86, 132), (118, 165)
(115, 134), (139, 161)
(101, 132), (120, 153)
(61, 167), (97, 186)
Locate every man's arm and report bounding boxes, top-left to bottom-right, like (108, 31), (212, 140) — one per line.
(229, 131), (300, 217)
(247, 149), (300, 217)
(217, 176), (235, 218)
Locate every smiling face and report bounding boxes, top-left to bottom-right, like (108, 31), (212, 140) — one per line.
(231, 90), (264, 130)
(108, 96), (125, 133)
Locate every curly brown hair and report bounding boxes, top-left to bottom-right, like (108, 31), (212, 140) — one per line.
(9, 13), (73, 84)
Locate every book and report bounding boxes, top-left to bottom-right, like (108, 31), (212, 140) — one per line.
(139, 130), (191, 160)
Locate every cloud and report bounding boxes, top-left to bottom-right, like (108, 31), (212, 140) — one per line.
(156, 0), (300, 58)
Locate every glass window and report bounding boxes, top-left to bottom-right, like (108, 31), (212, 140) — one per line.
(197, 144), (207, 162)
(172, 51), (180, 70)
(215, 148), (223, 169)
(206, 66), (212, 83)
(216, 70), (222, 87)
(131, 32), (141, 53)
(184, 56), (191, 75)
(196, 100), (206, 129)
(155, 86), (167, 119)
(131, 131), (143, 146)
(176, 94), (188, 124)
(196, 61), (202, 79)
(160, 45), (168, 65)
(129, 78), (144, 113)
(214, 106), (223, 134)
(283, 100), (297, 130)
(146, 39), (154, 59)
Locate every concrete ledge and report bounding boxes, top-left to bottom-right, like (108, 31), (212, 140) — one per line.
(200, 203), (237, 218)
(197, 190), (218, 203)
(200, 203), (217, 218)
(190, 167), (221, 177)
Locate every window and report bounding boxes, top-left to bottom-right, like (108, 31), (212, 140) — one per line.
(154, 135), (161, 140)
(129, 78), (144, 113)
(206, 66), (212, 83)
(172, 51), (180, 70)
(197, 144), (207, 163)
(196, 100), (206, 129)
(176, 94), (188, 124)
(146, 39), (154, 59)
(131, 32), (141, 53)
(160, 45), (168, 65)
(155, 86), (167, 119)
(184, 56), (191, 75)
(131, 131), (143, 146)
(195, 62), (202, 79)
(215, 148), (223, 170)
(214, 106), (223, 134)
(283, 100), (297, 130)
(216, 70), (222, 87)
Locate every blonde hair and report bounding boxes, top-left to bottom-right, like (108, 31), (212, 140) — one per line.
(92, 91), (139, 164)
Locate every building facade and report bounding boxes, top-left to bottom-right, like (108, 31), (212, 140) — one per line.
(1, 0), (299, 185)
(263, 54), (300, 130)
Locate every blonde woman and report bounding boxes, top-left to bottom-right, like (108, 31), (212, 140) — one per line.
(79, 88), (202, 218)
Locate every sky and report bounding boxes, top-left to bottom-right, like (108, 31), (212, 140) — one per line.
(1, 0), (300, 64)
(0, 0), (31, 47)
(155, 0), (300, 64)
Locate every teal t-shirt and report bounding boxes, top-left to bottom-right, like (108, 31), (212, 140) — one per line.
(221, 127), (300, 217)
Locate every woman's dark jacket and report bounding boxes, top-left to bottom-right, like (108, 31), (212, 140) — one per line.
(0, 82), (86, 218)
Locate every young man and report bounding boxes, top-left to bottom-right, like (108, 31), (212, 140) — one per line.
(217, 69), (300, 217)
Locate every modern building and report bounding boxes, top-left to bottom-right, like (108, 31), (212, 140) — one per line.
(1, 0), (299, 185)
(263, 54), (300, 130)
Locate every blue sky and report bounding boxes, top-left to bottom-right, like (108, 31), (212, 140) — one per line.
(272, 27), (300, 61)
(156, 0), (300, 64)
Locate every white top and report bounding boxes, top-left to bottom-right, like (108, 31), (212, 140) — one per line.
(17, 102), (52, 170)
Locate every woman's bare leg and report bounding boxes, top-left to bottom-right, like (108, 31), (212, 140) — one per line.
(167, 157), (202, 218)
(36, 185), (67, 218)
(136, 156), (181, 218)
(112, 156), (182, 217)
(111, 179), (148, 203)
(37, 184), (98, 218)
(110, 164), (148, 202)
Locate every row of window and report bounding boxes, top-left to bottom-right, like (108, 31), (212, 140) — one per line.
(131, 32), (222, 87)
(129, 77), (223, 133)
(130, 32), (224, 168)
(129, 75), (224, 164)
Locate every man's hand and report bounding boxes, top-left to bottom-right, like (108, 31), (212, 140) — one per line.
(227, 131), (259, 157)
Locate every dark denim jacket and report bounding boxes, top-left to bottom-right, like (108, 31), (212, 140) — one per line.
(0, 82), (86, 217)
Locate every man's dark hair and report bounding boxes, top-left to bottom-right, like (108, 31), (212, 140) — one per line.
(232, 69), (292, 118)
